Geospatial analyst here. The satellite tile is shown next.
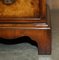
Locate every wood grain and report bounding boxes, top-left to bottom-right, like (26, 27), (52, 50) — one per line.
(0, 0), (40, 17)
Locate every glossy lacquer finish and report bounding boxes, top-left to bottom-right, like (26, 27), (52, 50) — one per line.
(0, 0), (51, 55)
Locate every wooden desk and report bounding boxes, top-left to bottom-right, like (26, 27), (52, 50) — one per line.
(0, 0), (51, 55)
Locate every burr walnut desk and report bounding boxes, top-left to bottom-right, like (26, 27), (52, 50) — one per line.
(0, 0), (51, 55)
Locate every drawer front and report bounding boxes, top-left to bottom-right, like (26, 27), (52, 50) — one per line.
(0, 0), (46, 17)
(0, 0), (40, 17)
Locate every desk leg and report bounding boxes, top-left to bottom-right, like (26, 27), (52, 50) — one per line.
(36, 30), (51, 55)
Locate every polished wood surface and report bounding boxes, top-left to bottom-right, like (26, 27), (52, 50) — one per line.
(0, 23), (50, 39)
(0, 0), (46, 18)
(0, 0), (40, 17)
(0, 0), (51, 55)
(0, 9), (51, 55)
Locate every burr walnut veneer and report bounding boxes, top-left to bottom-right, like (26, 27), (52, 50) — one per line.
(0, 0), (51, 55)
